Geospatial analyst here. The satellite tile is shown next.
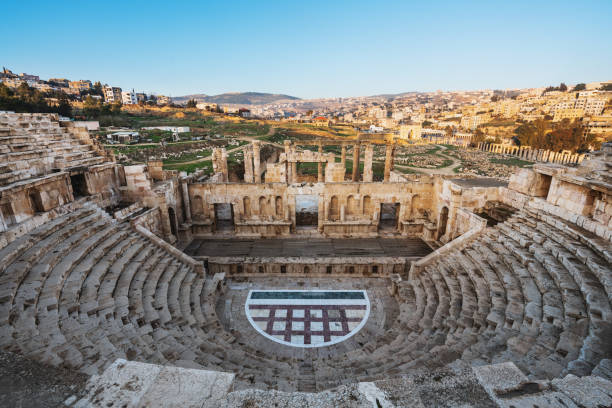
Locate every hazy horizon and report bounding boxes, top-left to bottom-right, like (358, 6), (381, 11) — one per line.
(3, 0), (611, 99)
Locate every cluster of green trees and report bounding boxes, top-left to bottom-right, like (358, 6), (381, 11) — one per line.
(0, 82), (71, 116)
(514, 119), (598, 152)
(82, 95), (122, 118)
(600, 83), (612, 91)
(543, 83), (568, 93)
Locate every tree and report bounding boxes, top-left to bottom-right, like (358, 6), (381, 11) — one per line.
(572, 83), (586, 92)
(186, 99), (197, 108)
(491, 95), (500, 102)
(56, 93), (72, 117)
(600, 83), (612, 91)
(92, 81), (103, 96)
(0, 82), (70, 115)
(445, 125), (453, 138)
(306, 110), (314, 117)
(110, 101), (122, 114)
(471, 128), (486, 146)
(422, 120), (432, 127)
(83, 95), (101, 118)
(559, 83), (568, 92)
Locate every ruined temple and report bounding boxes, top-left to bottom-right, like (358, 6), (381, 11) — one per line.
(0, 112), (611, 407)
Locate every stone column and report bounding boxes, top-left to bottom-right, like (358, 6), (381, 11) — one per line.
(181, 181), (191, 224)
(341, 144), (346, 167)
(244, 147), (254, 182)
(221, 149), (229, 181)
(291, 161), (297, 183)
(352, 143), (360, 181)
(317, 142), (323, 182)
(284, 140), (292, 184)
(363, 144), (374, 182)
(212, 148), (228, 181)
(252, 140), (261, 183)
(384, 144), (395, 182)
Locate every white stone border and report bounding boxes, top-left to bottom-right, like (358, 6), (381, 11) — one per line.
(245, 289), (371, 348)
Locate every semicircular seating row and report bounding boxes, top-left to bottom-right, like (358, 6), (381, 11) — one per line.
(310, 207), (612, 390)
(0, 202), (610, 393)
(0, 203), (304, 391)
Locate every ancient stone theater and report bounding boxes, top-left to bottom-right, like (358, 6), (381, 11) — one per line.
(0, 112), (611, 406)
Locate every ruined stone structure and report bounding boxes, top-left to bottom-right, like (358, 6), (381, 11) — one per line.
(477, 142), (586, 165)
(0, 113), (611, 406)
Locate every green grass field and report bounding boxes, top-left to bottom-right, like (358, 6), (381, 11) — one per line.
(490, 157), (533, 167)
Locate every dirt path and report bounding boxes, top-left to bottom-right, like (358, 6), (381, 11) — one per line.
(176, 143), (249, 165)
(392, 145), (462, 175)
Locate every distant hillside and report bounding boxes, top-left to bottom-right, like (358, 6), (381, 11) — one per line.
(172, 94), (208, 104)
(175, 92), (300, 105)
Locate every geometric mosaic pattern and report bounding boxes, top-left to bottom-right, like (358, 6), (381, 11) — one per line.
(245, 290), (370, 348)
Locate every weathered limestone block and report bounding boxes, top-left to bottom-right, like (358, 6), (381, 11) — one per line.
(552, 375), (612, 408)
(508, 168), (551, 197)
(265, 163), (287, 183)
(75, 359), (235, 408)
(547, 178), (596, 216)
(325, 162), (345, 182)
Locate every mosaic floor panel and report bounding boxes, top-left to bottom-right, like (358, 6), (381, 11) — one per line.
(245, 290), (370, 348)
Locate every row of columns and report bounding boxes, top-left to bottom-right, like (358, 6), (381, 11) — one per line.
(352, 143), (395, 182)
(240, 140), (397, 183)
(477, 142), (585, 165)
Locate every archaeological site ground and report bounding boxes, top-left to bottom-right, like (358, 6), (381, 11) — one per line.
(0, 112), (611, 407)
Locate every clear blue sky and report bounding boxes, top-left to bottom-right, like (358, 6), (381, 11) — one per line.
(2, 1), (611, 99)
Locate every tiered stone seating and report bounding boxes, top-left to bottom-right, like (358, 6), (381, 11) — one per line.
(0, 199), (609, 393)
(0, 202), (302, 391)
(303, 207), (611, 390)
(0, 113), (105, 186)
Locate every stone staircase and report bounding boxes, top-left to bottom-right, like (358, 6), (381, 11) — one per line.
(0, 113), (106, 187)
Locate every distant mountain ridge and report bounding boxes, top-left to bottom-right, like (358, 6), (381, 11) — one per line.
(174, 92), (300, 105)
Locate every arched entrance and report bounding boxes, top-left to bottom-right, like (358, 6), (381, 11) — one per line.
(438, 206), (449, 239)
(168, 207), (178, 236)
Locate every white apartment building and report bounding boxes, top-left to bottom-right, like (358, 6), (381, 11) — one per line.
(460, 115), (487, 130)
(553, 97), (605, 116)
(576, 98), (606, 116)
(103, 86), (122, 103)
(391, 110), (404, 121)
(121, 90), (137, 105)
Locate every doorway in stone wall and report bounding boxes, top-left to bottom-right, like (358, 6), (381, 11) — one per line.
(214, 203), (234, 232)
(295, 195), (318, 230)
(379, 203), (399, 232)
(438, 206), (449, 239)
(168, 207), (178, 236)
(70, 173), (88, 198)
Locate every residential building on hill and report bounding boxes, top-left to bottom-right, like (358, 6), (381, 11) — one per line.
(121, 90), (137, 105)
(69, 80), (92, 91)
(103, 86), (122, 103)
